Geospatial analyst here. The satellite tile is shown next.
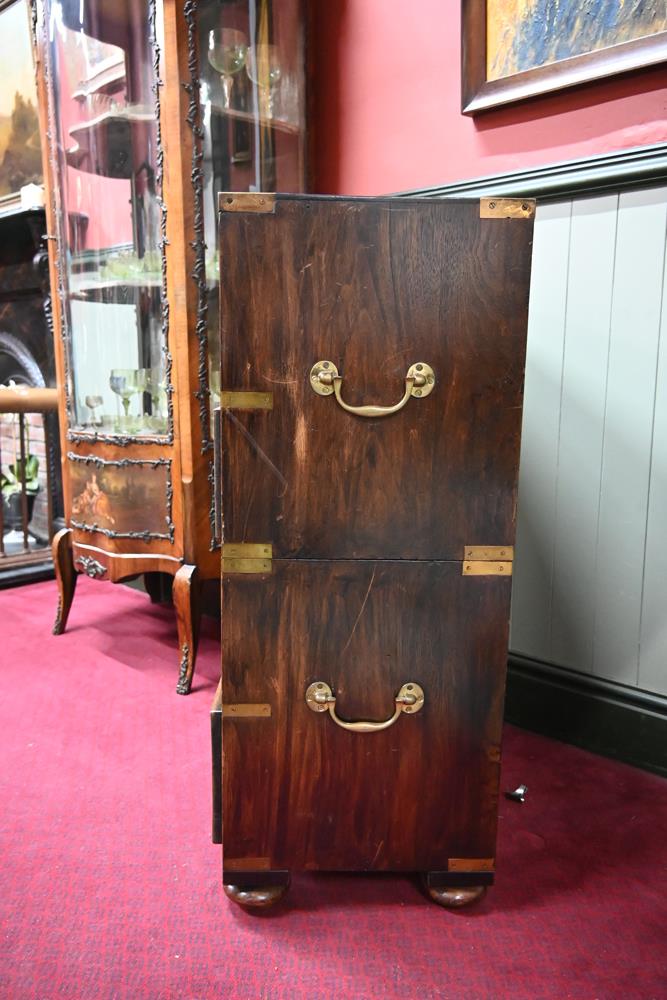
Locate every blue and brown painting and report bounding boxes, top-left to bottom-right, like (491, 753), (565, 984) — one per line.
(487, 0), (667, 80)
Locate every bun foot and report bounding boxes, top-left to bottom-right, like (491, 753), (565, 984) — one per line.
(223, 882), (289, 909)
(424, 881), (487, 908)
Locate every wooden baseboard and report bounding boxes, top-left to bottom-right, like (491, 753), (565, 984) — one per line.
(0, 559), (54, 589)
(505, 653), (667, 778)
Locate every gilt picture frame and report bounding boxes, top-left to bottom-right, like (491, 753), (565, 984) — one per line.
(462, 0), (667, 115)
(0, 0), (42, 206)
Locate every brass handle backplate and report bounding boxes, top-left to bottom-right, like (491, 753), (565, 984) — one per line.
(305, 681), (425, 733)
(309, 361), (435, 417)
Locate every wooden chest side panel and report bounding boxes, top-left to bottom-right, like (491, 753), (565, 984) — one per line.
(221, 560), (510, 873)
(218, 196), (533, 560)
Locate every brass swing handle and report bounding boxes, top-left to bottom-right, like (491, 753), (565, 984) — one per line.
(309, 361), (435, 417)
(305, 681), (425, 733)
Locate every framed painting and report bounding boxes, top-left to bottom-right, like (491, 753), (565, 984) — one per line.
(462, 0), (667, 114)
(0, 0), (42, 205)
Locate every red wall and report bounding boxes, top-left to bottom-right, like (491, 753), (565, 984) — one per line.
(312, 0), (667, 195)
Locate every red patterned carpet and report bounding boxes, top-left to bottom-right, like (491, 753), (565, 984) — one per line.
(1, 577), (666, 999)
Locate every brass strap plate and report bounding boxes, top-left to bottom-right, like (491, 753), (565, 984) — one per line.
(223, 558), (272, 574)
(222, 543), (271, 559)
(220, 391), (273, 410)
(480, 197), (535, 219)
(463, 544), (513, 576)
(222, 542), (272, 575)
(224, 857), (272, 871)
(222, 704), (272, 718)
(463, 561), (512, 577)
(220, 192), (276, 213)
(448, 858), (495, 872)
(464, 545), (514, 561)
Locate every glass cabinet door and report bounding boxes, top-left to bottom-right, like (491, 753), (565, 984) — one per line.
(193, 0), (307, 428)
(46, 0), (169, 440)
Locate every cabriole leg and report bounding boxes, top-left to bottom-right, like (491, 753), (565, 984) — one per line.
(173, 563), (200, 695)
(52, 528), (77, 635)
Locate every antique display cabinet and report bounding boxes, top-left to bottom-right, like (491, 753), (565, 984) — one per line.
(32, 0), (310, 691)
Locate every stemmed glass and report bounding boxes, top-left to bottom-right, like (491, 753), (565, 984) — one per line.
(143, 367), (167, 430)
(246, 44), (282, 118)
(109, 368), (146, 429)
(84, 394), (104, 427)
(208, 28), (248, 110)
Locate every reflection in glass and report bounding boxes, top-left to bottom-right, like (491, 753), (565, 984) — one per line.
(46, 0), (167, 438)
(143, 366), (167, 429)
(246, 44), (282, 118)
(84, 394), (104, 427)
(209, 367), (221, 400)
(197, 0), (306, 425)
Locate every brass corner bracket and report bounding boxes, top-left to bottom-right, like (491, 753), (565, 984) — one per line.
(480, 198), (535, 220)
(462, 545), (514, 577)
(220, 192), (276, 214)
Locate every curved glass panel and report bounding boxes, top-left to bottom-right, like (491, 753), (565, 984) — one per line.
(46, 0), (168, 438)
(194, 0), (306, 433)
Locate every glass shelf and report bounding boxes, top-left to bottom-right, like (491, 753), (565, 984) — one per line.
(209, 103), (301, 136)
(69, 277), (161, 305)
(65, 106), (156, 178)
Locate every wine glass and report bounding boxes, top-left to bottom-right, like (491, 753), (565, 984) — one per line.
(143, 367), (167, 429)
(246, 44), (282, 118)
(85, 394), (104, 427)
(109, 368), (146, 426)
(208, 28), (248, 110)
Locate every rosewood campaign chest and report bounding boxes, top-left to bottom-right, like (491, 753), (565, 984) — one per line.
(213, 192), (534, 908)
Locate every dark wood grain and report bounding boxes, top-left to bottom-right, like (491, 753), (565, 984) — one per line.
(222, 560), (510, 874)
(219, 196), (532, 561)
(217, 194), (533, 898)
